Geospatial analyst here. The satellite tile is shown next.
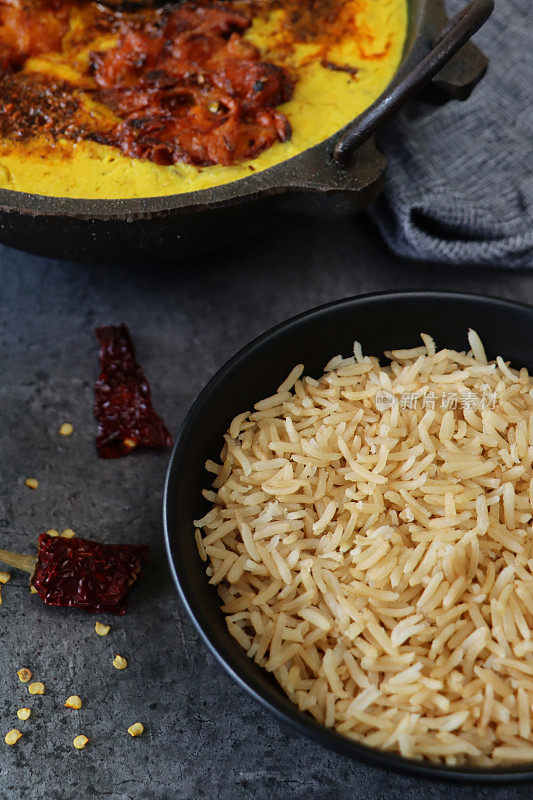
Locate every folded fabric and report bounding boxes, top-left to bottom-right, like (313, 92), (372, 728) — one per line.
(368, 0), (533, 267)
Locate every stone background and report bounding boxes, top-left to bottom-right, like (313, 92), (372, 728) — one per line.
(1, 216), (532, 799)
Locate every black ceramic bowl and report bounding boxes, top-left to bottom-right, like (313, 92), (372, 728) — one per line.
(164, 291), (533, 783)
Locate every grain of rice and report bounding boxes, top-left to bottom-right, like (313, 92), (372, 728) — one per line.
(277, 364), (305, 394)
(468, 329), (488, 364)
(197, 331), (533, 766)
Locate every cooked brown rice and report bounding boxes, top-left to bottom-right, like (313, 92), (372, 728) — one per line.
(195, 331), (533, 766)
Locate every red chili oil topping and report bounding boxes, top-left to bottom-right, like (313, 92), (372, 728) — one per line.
(0, 0), (361, 165)
(32, 533), (149, 615)
(267, 0), (357, 46)
(0, 71), (83, 141)
(320, 59), (358, 77)
(95, 323), (173, 459)
(0, 0), (293, 166)
(89, 2), (293, 166)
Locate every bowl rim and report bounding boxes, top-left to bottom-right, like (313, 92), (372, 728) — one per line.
(164, 289), (533, 783)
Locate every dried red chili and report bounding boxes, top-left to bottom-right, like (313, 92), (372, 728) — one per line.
(89, 2), (293, 167)
(94, 323), (173, 459)
(0, 0), (71, 69)
(31, 533), (148, 615)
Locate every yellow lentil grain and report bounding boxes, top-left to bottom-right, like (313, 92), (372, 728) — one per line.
(17, 709), (31, 721)
(5, 729), (22, 745)
(73, 735), (88, 750)
(94, 622), (110, 636)
(17, 668), (32, 683)
(113, 655), (127, 670)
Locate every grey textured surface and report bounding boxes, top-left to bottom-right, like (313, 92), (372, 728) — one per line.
(1, 216), (533, 800)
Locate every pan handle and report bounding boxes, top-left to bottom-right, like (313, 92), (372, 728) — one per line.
(333, 0), (494, 165)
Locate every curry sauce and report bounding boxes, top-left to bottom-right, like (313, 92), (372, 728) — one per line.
(0, 0), (407, 198)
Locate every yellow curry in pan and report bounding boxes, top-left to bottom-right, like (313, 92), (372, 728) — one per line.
(0, 0), (407, 199)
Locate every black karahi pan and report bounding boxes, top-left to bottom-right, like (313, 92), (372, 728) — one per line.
(0, 0), (493, 264)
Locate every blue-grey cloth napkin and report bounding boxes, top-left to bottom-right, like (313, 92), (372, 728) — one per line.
(368, 0), (533, 267)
